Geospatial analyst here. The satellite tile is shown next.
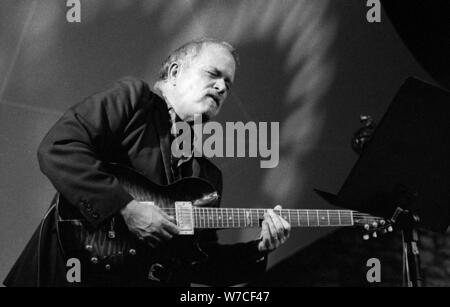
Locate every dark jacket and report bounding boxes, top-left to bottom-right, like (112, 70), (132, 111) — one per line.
(4, 77), (266, 287)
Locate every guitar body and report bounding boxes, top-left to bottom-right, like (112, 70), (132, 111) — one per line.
(56, 163), (219, 285)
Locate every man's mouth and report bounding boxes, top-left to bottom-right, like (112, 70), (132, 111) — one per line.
(206, 94), (220, 107)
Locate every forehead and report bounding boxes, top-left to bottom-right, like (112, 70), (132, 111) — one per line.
(190, 44), (236, 79)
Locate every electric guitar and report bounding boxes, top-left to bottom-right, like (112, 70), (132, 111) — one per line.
(56, 163), (393, 283)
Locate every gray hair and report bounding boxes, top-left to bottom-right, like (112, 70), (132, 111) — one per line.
(157, 38), (239, 82)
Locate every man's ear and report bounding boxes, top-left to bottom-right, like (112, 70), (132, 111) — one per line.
(167, 62), (180, 84)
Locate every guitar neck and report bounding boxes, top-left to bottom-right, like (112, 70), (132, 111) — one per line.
(185, 208), (360, 229)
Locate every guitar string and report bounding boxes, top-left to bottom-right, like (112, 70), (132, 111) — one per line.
(165, 208), (384, 228)
(162, 210), (380, 219)
(160, 208), (381, 219)
(159, 207), (376, 215)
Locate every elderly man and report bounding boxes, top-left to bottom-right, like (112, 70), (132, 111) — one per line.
(4, 38), (290, 287)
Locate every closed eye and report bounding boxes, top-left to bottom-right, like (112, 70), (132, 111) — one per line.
(206, 69), (232, 90)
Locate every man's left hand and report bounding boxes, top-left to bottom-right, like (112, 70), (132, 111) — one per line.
(258, 205), (291, 253)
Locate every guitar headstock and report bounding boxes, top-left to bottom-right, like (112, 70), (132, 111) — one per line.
(354, 214), (394, 240)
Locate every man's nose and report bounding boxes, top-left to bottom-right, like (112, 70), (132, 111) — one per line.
(213, 79), (227, 95)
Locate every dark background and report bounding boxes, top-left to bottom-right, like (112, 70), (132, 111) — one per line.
(1, 0), (447, 285)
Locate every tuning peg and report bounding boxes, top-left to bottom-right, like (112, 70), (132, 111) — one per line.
(364, 224), (370, 230)
(380, 220), (386, 225)
(363, 234), (370, 240)
(388, 226), (393, 232)
(372, 222), (378, 228)
(372, 232), (378, 238)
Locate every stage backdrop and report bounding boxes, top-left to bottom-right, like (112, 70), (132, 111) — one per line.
(0, 0), (433, 285)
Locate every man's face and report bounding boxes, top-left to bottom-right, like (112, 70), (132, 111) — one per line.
(171, 44), (236, 121)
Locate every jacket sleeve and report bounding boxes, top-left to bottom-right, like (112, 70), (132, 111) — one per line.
(37, 77), (150, 227)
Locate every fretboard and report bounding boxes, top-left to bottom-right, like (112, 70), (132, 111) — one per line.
(185, 208), (356, 229)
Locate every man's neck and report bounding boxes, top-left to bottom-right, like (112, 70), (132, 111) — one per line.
(153, 81), (190, 121)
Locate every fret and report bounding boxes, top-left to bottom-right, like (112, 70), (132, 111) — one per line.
(195, 207), (198, 228)
(201, 208), (204, 228)
(208, 208), (212, 228)
(329, 210), (338, 226)
(202, 207), (206, 228)
(309, 210), (319, 226)
(196, 208), (199, 228)
(318, 210), (328, 226)
(216, 208), (219, 228)
(329, 210), (339, 226)
(299, 210), (307, 227)
(338, 210), (353, 226)
(335, 211), (343, 226)
(217, 208), (221, 228)
(224, 208), (227, 228)
(211, 208), (214, 228)
(231, 208), (234, 228)
(229, 208), (233, 228)
(222, 208), (226, 228)
(209, 208), (213, 228)
(236, 208), (240, 228)
(306, 210), (310, 226)
(210, 208), (213, 228)
(245, 209), (249, 227)
(327, 210), (330, 225)
(222, 208), (225, 228)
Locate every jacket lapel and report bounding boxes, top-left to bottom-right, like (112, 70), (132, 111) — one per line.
(152, 96), (174, 184)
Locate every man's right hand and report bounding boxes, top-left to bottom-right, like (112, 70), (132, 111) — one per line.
(120, 200), (180, 248)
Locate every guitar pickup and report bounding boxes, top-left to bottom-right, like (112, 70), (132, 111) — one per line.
(175, 202), (194, 235)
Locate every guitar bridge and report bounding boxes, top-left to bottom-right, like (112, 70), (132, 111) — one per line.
(175, 202), (194, 235)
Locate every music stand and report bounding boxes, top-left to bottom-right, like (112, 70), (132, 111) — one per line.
(315, 77), (450, 287)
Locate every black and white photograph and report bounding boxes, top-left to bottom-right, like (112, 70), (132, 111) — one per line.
(0, 0), (449, 292)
